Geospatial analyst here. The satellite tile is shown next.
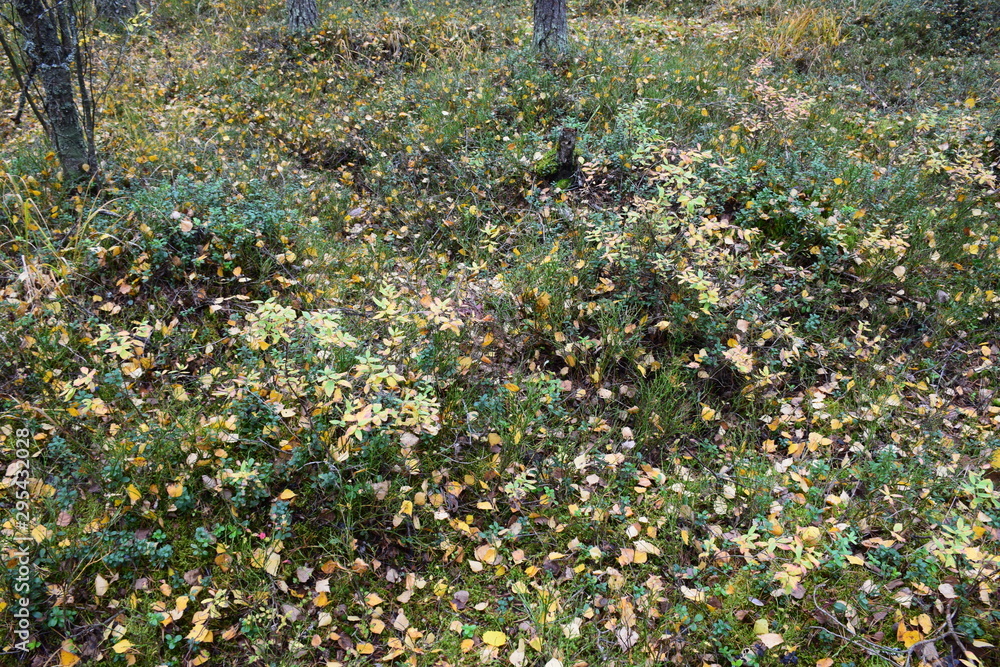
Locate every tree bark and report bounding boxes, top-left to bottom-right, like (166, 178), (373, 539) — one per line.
(96, 0), (138, 22)
(554, 126), (577, 181)
(13, 0), (92, 180)
(287, 0), (318, 33)
(533, 0), (568, 55)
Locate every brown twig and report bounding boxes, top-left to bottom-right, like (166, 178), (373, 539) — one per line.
(807, 584), (975, 667)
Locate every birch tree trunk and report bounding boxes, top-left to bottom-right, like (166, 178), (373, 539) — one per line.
(287, 0), (318, 33)
(13, 0), (93, 180)
(533, 0), (568, 55)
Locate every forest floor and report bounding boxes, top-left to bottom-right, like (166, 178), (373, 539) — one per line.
(2, 0), (1000, 665)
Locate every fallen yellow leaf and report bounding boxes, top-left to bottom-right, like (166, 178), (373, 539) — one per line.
(95, 575), (109, 597)
(483, 630), (507, 647)
(126, 484), (141, 503)
(917, 613), (932, 634)
(112, 640), (133, 654)
(263, 552), (281, 576)
(59, 650), (81, 666)
(187, 624), (213, 643)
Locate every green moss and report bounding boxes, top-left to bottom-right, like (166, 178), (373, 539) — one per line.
(532, 146), (561, 178)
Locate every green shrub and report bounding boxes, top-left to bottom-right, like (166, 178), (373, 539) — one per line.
(99, 176), (296, 297)
(851, 0), (1000, 55)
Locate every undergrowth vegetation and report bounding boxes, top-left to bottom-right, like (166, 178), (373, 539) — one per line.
(2, 0), (999, 665)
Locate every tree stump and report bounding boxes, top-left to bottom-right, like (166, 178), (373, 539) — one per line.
(554, 127), (577, 182)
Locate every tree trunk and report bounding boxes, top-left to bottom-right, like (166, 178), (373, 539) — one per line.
(533, 0), (568, 55)
(287, 0), (318, 33)
(13, 0), (92, 180)
(96, 0), (138, 22)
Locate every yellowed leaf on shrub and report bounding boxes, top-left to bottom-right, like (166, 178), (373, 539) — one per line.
(990, 449), (1000, 469)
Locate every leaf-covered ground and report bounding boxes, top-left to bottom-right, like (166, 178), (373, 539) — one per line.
(2, 0), (999, 665)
